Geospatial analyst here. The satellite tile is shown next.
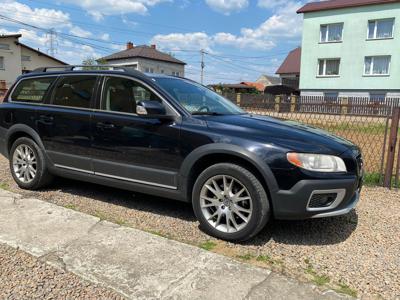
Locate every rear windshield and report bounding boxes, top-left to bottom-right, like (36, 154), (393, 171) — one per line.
(11, 77), (55, 103)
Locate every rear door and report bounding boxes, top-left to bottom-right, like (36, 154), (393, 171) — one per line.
(91, 75), (182, 189)
(36, 75), (99, 172)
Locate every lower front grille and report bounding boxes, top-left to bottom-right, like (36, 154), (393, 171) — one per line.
(308, 193), (337, 208)
(307, 189), (346, 211)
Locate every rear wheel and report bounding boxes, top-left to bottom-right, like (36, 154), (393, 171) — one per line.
(192, 163), (270, 242)
(9, 137), (53, 190)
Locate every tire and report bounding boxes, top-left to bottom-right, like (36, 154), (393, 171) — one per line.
(192, 163), (270, 242)
(9, 137), (53, 190)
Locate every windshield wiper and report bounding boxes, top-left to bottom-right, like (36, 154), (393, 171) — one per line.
(192, 111), (224, 116)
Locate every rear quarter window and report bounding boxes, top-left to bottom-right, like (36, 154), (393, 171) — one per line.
(11, 77), (55, 103)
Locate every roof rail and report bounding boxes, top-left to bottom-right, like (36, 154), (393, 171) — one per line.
(31, 65), (141, 74)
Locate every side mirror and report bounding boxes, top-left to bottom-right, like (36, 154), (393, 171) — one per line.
(137, 100), (167, 116)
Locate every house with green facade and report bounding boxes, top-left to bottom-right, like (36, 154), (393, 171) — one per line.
(297, 0), (400, 99)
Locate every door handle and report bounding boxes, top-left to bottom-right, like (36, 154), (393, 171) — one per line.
(39, 115), (54, 124)
(96, 122), (115, 129)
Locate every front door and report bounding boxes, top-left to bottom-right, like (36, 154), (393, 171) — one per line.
(91, 76), (181, 189)
(36, 75), (98, 172)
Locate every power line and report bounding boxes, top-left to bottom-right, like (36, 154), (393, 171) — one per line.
(25, 0), (203, 33)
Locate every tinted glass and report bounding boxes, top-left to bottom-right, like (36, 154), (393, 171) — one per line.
(11, 77), (55, 103)
(52, 76), (97, 108)
(154, 78), (244, 115)
(102, 77), (162, 114)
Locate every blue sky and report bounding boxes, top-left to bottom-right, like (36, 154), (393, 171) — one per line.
(0, 0), (306, 84)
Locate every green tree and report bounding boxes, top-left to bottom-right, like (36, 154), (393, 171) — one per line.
(81, 57), (108, 70)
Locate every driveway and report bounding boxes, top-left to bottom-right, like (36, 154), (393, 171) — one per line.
(0, 156), (399, 299)
(0, 189), (348, 299)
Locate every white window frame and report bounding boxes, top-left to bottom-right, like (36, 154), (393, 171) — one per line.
(367, 18), (395, 40)
(0, 56), (4, 70)
(320, 23), (343, 43)
(363, 55), (391, 76)
(317, 58), (341, 77)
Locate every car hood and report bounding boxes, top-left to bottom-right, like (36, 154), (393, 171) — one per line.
(204, 114), (358, 155)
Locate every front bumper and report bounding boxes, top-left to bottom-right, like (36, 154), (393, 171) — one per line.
(272, 177), (361, 220)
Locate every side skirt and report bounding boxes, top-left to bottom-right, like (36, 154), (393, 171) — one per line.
(49, 166), (187, 202)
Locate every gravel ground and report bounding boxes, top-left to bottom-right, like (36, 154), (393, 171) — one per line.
(0, 156), (399, 299)
(0, 243), (125, 299)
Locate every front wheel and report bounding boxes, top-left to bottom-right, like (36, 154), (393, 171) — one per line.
(192, 163), (270, 242)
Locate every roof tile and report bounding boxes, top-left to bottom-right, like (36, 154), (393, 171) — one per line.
(101, 45), (186, 65)
(297, 0), (399, 13)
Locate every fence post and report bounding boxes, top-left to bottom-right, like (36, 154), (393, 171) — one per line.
(341, 97), (349, 115)
(290, 95), (297, 112)
(236, 93), (241, 106)
(384, 107), (400, 188)
(275, 95), (281, 112)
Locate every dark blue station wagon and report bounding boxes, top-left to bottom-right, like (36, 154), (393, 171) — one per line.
(0, 66), (363, 241)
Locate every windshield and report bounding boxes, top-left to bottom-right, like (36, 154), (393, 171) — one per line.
(154, 77), (245, 115)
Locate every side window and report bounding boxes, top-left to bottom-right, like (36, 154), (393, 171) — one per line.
(102, 77), (162, 114)
(11, 77), (55, 103)
(52, 76), (97, 109)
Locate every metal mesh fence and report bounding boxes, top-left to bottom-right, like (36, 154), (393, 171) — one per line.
(234, 94), (400, 186)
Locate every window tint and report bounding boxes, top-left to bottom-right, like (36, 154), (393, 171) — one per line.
(11, 77), (55, 103)
(52, 76), (97, 108)
(102, 77), (162, 114)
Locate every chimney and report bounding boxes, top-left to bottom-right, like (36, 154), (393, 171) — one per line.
(150, 44), (156, 49)
(126, 41), (134, 50)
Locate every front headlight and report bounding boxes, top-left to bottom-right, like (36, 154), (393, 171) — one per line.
(287, 153), (347, 172)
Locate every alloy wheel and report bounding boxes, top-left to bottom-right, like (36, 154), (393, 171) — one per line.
(200, 175), (253, 233)
(12, 144), (37, 183)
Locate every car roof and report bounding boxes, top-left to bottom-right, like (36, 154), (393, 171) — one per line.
(19, 68), (183, 82)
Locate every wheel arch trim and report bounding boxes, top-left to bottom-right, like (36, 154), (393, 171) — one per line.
(179, 143), (279, 196)
(6, 124), (46, 157)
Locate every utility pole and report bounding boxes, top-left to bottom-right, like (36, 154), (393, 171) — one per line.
(200, 49), (205, 84)
(46, 28), (57, 57)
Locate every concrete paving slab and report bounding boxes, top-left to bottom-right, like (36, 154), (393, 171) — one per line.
(0, 196), (99, 256)
(0, 189), (351, 299)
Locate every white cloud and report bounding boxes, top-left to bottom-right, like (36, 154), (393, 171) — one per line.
(205, 0), (248, 14)
(69, 26), (92, 38)
(59, 0), (169, 20)
(0, 26), (101, 64)
(100, 33), (110, 41)
(213, 32), (275, 50)
(151, 32), (213, 51)
(1, 1), (71, 29)
(151, 1), (303, 51)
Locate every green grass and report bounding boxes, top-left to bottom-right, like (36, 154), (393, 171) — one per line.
(64, 203), (77, 210)
(304, 260), (330, 286)
(115, 218), (127, 226)
(93, 210), (108, 221)
(363, 172), (399, 188)
(0, 182), (10, 190)
(318, 122), (388, 135)
(199, 241), (217, 251)
(256, 255), (272, 263)
(334, 282), (358, 298)
(237, 253), (255, 260)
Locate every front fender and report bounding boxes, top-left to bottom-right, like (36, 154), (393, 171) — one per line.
(178, 143), (279, 199)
